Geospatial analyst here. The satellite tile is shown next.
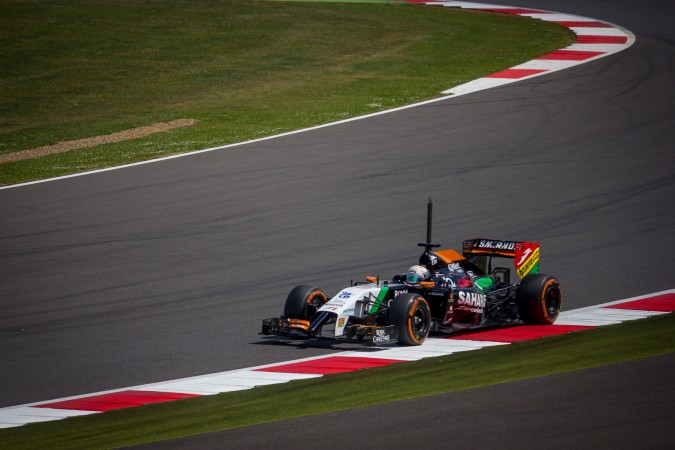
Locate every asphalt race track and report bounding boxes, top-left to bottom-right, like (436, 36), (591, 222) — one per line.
(0, 0), (673, 441)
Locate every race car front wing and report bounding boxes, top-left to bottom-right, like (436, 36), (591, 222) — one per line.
(261, 316), (397, 345)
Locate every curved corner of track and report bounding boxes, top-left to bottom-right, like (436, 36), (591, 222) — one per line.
(403, 0), (635, 96)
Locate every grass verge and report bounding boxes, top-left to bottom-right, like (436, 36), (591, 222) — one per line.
(0, 0), (574, 185)
(2, 313), (673, 448)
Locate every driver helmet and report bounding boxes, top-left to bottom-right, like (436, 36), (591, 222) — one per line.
(406, 265), (430, 284)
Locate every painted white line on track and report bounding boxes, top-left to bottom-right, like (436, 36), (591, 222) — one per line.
(556, 309), (667, 326)
(0, 407), (95, 428)
(566, 43), (632, 52)
(144, 370), (322, 396)
(524, 13), (597, 21)
(513, 59), (587, 71)
(340, 339), (508, 360)
(443, 78), (517, 95)
(568, 26), (627, 36)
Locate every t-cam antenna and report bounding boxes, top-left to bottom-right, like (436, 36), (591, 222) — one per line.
(418, 198), (441, 253)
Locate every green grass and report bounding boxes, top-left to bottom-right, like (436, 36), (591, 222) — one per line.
(0, 0), (575, 185)
(2, 313), (673, 449)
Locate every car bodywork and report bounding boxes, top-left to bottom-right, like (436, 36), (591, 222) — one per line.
(261, 236), (561, 346)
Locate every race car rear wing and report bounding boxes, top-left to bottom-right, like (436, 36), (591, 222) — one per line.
(463, 239), (540, 279)
(415, 201), (539, 280)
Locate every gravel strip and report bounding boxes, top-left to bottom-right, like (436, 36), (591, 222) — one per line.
(0, 119), (198, 164)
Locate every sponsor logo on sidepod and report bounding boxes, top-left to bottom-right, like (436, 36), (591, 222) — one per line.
(457, 291), (486, 308)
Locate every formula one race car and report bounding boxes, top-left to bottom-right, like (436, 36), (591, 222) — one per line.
(261, 201), (562, 346)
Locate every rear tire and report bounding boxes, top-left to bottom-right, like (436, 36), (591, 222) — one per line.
(516, 274), (562, 324)
(284, 285), (327, 321)
(388, 293), (431, 346)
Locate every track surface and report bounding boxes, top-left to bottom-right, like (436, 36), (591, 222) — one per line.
(0, 0), (673, 413)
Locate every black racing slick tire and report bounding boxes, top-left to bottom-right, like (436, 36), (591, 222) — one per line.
(516, 274), (562, 325)
(284, 285), (327, 321)
(388, 293), (431, 346)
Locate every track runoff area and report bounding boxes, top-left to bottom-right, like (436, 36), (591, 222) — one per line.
(0, 1), (644, 429)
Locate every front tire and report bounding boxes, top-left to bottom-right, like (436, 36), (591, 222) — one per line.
(284, 285), (327, 321)
(388, 293), (431, 346)
(516, 274), (562, 324)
